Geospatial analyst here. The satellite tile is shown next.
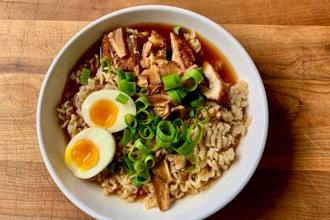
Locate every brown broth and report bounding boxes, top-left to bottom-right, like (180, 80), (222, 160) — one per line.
(128, 23), (237, 85)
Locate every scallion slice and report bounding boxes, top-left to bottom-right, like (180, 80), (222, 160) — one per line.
(182, 68), (204, 92)
(116, 68), (126, 81)
(173, 26), (185, 35)
(195, 107), (211, 124)
(136, 109), (154, 125)
(125, 114), (137, 130)
(173, 139), (195, 156)
(106, 162), (118, 174)
(118, 79), (136, 96)
(80, 68), (90, 85)
(135, 96), (150, 110)
(120, 128), (134, 145)
(134, 138), (151, 154)
(189, 92), (204, 108)
(144, 154), (155, 169)
(187, 123), (203, 144)
(115, 93), (129, 104)
(101, 56), (112, 73)
(162, 74), (182, 91)
(167, 89), (182, 105)
(138, 125), (155, 140)
(183, 154), (198, 172)
(125, 71), (135, 81)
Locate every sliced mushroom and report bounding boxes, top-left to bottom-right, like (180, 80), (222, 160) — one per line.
(136, 65), (161, 89)
(140, 30), (167, 69)
(171, 105), (187, 119)
(152, 160), (173, 184)
(152, 175), (172, 212)
(170, 32), (195, 70)
(147, 94), (172, 118)
(158, 61), (183, 77)
(200, 61), (230, 106)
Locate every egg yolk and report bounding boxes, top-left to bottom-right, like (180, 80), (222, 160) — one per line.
(70, 139), (99, 171)
(89, 99), (118, 128)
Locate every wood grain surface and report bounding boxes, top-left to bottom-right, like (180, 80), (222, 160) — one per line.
(0, 1), (329, 219)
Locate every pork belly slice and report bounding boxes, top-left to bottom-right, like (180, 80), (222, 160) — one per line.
(101, 28), (138, 72)
(201, 61), (230, 106)
(170, 32), (195, 70)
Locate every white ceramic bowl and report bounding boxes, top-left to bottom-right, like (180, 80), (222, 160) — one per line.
(37, 5), (268, 220)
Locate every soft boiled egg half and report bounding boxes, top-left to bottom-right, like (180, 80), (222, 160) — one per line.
(65, 89), (136, 179)
(81, 89), (136, 133)
(65, 127), (116, 179)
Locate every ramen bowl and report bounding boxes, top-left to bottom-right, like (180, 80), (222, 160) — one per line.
(37, 5), (268, 220)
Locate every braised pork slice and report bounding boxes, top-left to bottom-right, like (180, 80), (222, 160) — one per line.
(200, 61), (230, 106)
(170, 32), (195, 70)
(108, 28), (127, 58)
(103, 28), (136, 72)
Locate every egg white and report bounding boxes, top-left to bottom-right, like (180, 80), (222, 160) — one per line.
(65, 127), (116, 179)
(81, 89), (136, 133)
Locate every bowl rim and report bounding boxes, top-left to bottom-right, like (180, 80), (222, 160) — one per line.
(37, 4), (268, 220)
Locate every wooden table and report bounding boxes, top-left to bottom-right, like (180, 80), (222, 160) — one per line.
(0, 1), (329, 219)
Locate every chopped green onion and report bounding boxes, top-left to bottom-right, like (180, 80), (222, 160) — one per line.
(188, 92), (204, 108)
(187, 69), (204, 84)
(125, 114), (137, 130)
(128, 145), (144, 162)
(107, 162), (118, 173)
(167, 89), (182, 105)
(155, 135), (173, 148)
(125, 71), (135, 81)
(118, 79), (136, 96)
(175, 87), (188, 99)
(195, 107), (211, 124)
(183, 154), (198, 172)
(162, 74), (182, 91)
(144, 154), (155, 169)
(135, 96), (150, 110)
(136, 109), (154, 125)
(116, 68), (126, 81)
(182, 69), (204, 92)
(134, 138), (151, 154)
(132, 170), (150, 187)
(188, 108), (195, 118)
(80, 68), (90, 85)
(139, 87), (149, 96)
(120, 128), (134, 145)
(115, 93), (129, 104)
(101, 56), (112, 73)
(156, 120), (176, 142)
(173, 139), (196, 156)
(172, 118), (188, 143)
(196, 67), (203, 74)
(187, 123), (203, 144)
(138, 125), (155, 140)
(173, 26), (185, 35)
(123, 157), (135, 174)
